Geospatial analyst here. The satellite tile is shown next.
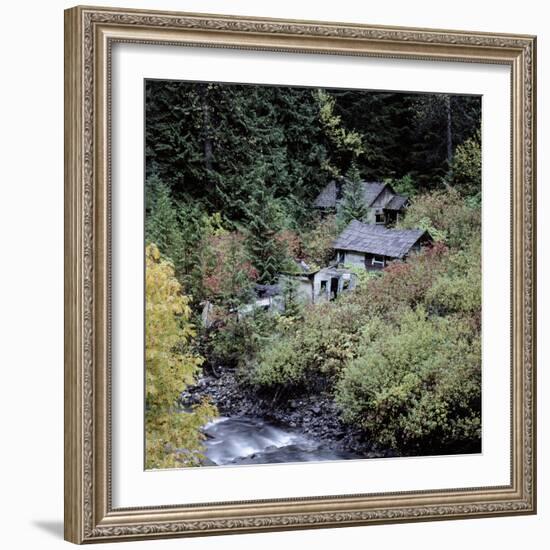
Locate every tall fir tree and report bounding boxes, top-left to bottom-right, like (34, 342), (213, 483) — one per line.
(245, 187), (286, 285)
(145, 176), (181, 259)
(145, 175), (208, 302)
(336, 164), (369, 230)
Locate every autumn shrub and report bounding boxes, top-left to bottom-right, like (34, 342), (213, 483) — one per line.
(357, 242), (450, 321)
(201, 230), (258, 309)
(145, 244), (216, 469)
(335, 308), (481, 454)
(301, 214), (339, 266)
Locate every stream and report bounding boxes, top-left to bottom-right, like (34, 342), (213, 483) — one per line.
(203, 416), (362, 466)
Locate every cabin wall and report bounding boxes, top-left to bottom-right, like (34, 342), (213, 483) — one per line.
(364, 253), (390, 271)
(371, 187), (394, 209)
(336, 249), (393, 271)
(364, 209), (376, 224)
(341, 251), (366, 267)
(295, 278), (314, 303)
(312, 269), (357, 302)
(279, 275), (313, 305)
(369, 187), (397, 225)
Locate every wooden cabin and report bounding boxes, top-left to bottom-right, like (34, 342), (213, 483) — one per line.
(333, 220), (433, 271)
(313, 179), (409, 225)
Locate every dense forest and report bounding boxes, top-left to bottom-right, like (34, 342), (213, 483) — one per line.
(144, 80), (482, 469)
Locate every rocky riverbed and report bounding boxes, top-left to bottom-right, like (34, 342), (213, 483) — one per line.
(180, 370), (397, 465)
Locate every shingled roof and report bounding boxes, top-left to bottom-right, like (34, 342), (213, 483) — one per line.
(385, 194), (409, 211)
(313, 180), (386, 209)
(333, 220), (430, 259)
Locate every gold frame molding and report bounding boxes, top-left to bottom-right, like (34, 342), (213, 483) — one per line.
(64, 5), (537, 544)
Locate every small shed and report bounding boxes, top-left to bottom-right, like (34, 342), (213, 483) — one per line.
(333, 220), (432, 271)
(279, 262), (358, 306)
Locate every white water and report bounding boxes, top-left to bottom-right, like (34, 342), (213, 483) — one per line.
(203, 416), (359, 466)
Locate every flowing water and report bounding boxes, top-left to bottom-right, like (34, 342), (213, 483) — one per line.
(203, 416), (360, 466)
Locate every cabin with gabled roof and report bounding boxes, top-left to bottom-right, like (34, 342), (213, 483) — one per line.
(313, 178), (409, 226)
(333, 220), (433, 271)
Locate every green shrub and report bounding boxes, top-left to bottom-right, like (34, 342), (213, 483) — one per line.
(398, 188), (480, 249)
(385, 173), (418, 198)
(250, 299), (368, 392)
(447, 130), (481, 199)
(426, 237), (481, 320)
(335, 308), (481, 454)
(209, 309), (277, 370)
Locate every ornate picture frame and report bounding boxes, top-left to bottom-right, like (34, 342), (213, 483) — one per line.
(64, 5), (536, 544)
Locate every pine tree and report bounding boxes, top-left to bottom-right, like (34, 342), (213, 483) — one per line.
(336, 164), (369, 230)
(201, 231), (258, 309)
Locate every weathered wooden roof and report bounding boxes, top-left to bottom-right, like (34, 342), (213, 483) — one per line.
(313, 180), (386, 208)
(385, 194), (409, 211)
(333, 220), (429, 259)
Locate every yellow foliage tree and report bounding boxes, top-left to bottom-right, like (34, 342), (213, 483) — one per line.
(145, 244), (216, 469)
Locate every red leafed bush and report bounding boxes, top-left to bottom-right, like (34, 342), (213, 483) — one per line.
(202, 231), (258, 306)
(275, 229), (302, 260)
(359, 241), (449, 320)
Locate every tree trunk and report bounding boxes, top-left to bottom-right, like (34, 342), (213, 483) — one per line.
(200, 88), (214, 170)
(446, 94), (453, 165)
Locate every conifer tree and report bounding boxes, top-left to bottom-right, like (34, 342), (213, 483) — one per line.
(336, 164), (369, 230)
(145, 175), (180, 255)
(146, 175), (209, 302)
(245, 188), (286, 285)
(281, 276), (302, 319)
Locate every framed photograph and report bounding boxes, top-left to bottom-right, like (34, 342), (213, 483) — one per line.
(64, 5), (537, 544)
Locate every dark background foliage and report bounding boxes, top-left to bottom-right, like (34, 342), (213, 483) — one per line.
(145, 80), (481, 221)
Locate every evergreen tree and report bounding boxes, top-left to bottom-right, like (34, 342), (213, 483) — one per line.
(201, 231), (258, 310)
(245, 188), (286, 285)
(281, 276), (302, 319)
(146, 80), (329, 224)
(145, 175), (208, 301)
(410, 94), (481, 188)
(336, 164), (369, 230)
(175, 201), (209, 301)
(330, 89), (481, 190)
(145, 176), (181, 259)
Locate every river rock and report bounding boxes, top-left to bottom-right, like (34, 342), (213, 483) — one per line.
(181, 369), (393, 460)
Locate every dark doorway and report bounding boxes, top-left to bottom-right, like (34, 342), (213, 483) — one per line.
(330, 277), (339, 300)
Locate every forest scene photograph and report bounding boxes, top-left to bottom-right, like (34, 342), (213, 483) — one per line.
(144, 79), (482, 470)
